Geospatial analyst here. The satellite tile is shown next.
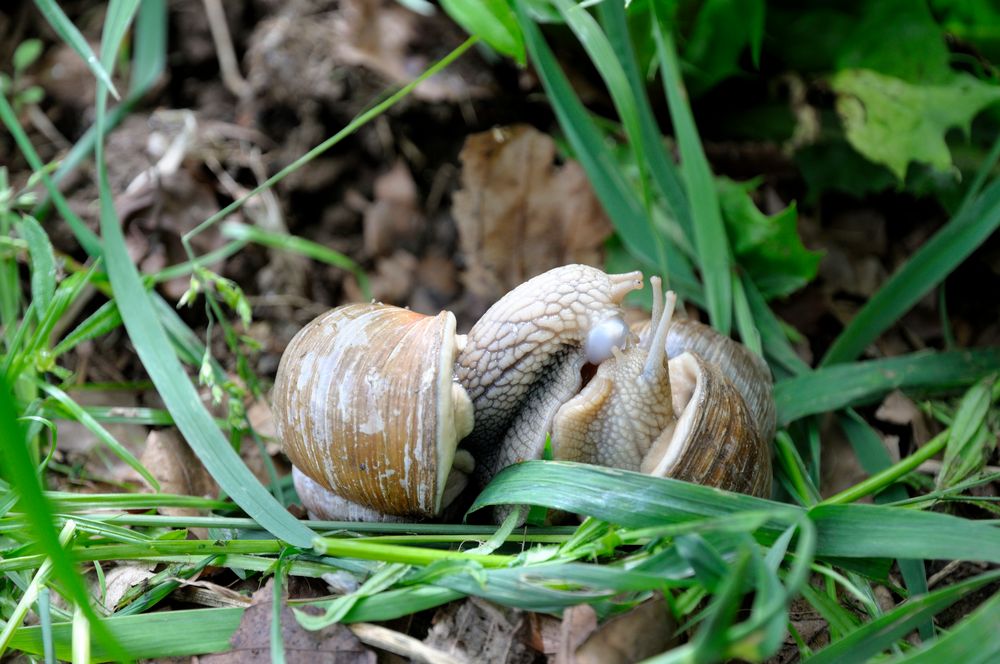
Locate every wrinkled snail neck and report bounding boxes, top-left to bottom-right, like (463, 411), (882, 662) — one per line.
(455, 266), (642, 486)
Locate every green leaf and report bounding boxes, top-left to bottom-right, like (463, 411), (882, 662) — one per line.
(683, 0), (765, 95)
(31, 0), (121, 100)
(776, 348), (1000, 425)
(440, 0), (524, 64)
(17, 216), (56, 321)
(833, 0), (951, 84)
(832, 69), (1000, 179)
(718, 177), (821, 300)
(13, 39), (43, 73)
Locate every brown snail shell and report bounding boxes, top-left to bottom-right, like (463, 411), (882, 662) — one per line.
(272, 303), (475, 519)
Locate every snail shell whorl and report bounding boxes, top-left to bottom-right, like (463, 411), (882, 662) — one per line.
(642, 352), (772, 497)
(273, 303), (473, 518)
(636, 317), (777, 445)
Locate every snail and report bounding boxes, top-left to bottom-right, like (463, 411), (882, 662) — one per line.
(273, 264), (643, 520)
(551, 277), (773, 497)
(272, 265), (775, 521)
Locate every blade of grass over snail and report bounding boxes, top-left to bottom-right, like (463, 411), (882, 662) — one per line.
(92, 7), (314, 548)
(822, 175), (1000, 366)
(774, 347), (1000, 425)
(652, 5), (733, 336)
(472, 461), (1000, 563)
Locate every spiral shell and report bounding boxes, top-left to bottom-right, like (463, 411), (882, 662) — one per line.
(272, 303), (474, 518)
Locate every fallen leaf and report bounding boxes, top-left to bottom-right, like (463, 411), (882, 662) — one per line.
(201, 579), (375, 664)
(425, 598), (535, 664)
(363, 161), (422, 258)
(573, 595), (677, 664)
(453, 125), (614, 305)
(556, 604), (597, 664)
(140, 429), (219, 526)
(100, 563), (157, 612)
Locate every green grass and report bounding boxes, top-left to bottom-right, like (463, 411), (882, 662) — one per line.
(1, 1), (999, 662)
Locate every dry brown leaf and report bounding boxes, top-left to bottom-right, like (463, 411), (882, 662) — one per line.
(573, 595), (677, 664)
(100, 563), (157, 612)
(363, 161), (422, 258)
(876, 390), (932, 449)
(333, 0), (490, 102)
(555, 604), (598, 664)
(201, 579), (375, 664)
(453, 125), (614, 306)
(140, 430), (219, 525)
(425, 598), (535, 664)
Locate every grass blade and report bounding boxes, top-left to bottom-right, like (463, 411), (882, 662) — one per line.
(17, 216), (56, 321)
(886, 588), (1000, 663)
(220, 221), (370, 300)
(474, 461), (1000, 563)
(39, 383), (157, 489)
(774, 348), (1000, 425)
(652, 8), (732, 334)
(805, 569), (1000, 664)
(553, 0), (668, 274)
(822, 177), (1000, 365)
(91, 0), (314, 547)
(0, 376), (127, 661)
(31, 0), (121, 100)
(513, 2), (661, 272)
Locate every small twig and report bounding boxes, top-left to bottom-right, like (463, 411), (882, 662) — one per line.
(202, 0), (250, 99)
(348, 622), (468, 664)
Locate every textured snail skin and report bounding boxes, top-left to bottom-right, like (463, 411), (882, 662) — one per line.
(455, 264), (643, 486)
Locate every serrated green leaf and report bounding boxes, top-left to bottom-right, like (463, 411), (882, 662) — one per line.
(832, 69), (1000, 179)
(440, 0), (524, 64)
(683, 0), (764, 95)
(834, 0), (951, 84)
(718, 177), (821, 299)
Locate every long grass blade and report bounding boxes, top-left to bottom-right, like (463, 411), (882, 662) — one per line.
(31, 0), (121, 100)
(822, 177), (1000, 365)
(0, 376), (127, 661)
(805, 569), (1000, 664)
(886, 588), (1000, 663)
(91, 0), (314, 546)
(775, 348), (1000, 425)
(474, 461), (1000, 563)
(652, 7), (732, 334)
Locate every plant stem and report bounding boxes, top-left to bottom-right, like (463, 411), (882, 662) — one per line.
(821, 430), (949, 505)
